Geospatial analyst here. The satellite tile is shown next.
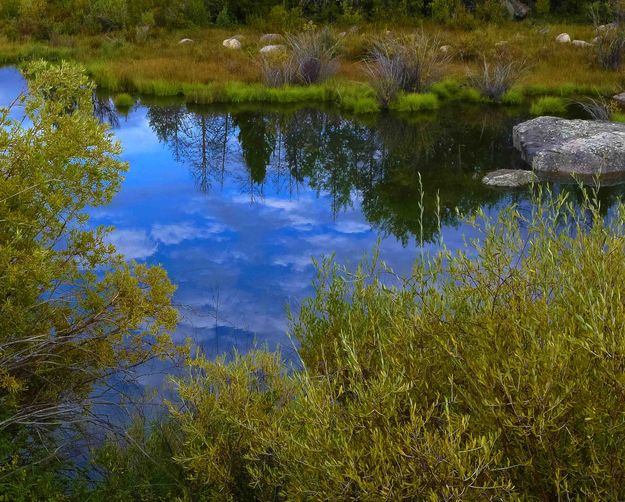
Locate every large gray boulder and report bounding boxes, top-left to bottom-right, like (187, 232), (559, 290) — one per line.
(513, 116), (625, 175)
(482, 169), (538, 187)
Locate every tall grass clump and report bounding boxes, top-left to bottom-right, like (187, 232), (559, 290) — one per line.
(530, 95), (568, 115)
(595, 26), (625, 70)
(91, 188), (625, 499)
(389, 92), (439, 112)
(259, 27), (340, 87)
(365, 32), (449, 108)
(285, 27), (340, 85)
(470, 56), (526, 101)
(577, 96), (613, 120)
(113, 93), (135, 109)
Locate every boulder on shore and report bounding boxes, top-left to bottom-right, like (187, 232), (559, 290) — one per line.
(513, 116), (625, 176)
(482, 169), (538, 187)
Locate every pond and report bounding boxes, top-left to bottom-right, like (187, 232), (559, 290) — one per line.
(3, 66), (625, 384)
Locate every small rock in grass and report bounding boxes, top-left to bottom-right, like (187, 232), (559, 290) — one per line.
(260, 44), (286, 54)
(556, 33), (571, 43)
(260, 33), (283, 44)
(613, 92), (625, 107)
(439, 45), (451, 53)
(572, 40), (593, 48)
(178, 38), (194, 44)
(223, 38), (242, 49)
(482, 169), (538, 188)
(597, 22), (618, 33)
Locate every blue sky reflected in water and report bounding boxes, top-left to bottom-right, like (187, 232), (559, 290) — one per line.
(1, 66), (541, 364)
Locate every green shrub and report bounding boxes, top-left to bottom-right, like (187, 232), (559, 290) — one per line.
(113, 92), (135, 108)
(536, 0), (551, 15)
(153, 188), (625, 499)
(530, 95), (567, 115)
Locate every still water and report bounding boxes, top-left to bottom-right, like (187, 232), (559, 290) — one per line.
(3, 67), (624, 371)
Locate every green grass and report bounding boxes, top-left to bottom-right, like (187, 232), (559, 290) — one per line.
(113, 93), (135, 108)
(501, 88), (524, 105)
(530, 96), (568, 116)
(390, 93), (439, 112)
(612, 112), (625, 123)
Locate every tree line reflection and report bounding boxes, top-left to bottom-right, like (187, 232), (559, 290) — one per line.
(93, 98), (625, 245)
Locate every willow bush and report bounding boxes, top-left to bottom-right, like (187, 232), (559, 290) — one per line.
(100, 185), (625, 500)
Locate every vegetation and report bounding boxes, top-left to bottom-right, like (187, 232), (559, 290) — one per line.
(530, 95), (568, 114)
(79, 185), (625, 500)
(0, 61), (179, 498)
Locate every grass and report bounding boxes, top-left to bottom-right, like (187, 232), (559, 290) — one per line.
(113, 93), (135, 109)
(1, 20), (622, 109)
(530, 96), (568, 116)
(389, 92), (439, 112)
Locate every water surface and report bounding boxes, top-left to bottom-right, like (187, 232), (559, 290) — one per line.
(3, 66), (624, 369)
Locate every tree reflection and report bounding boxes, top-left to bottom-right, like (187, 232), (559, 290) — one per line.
(141, 101), (620, 245)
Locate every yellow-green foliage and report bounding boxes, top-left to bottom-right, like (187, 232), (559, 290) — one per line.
(155, 188), (625, 499)
(0, 61), (179, 496)
(530, 96), (567, 115)
(390, 92), (439, 112)
(113, 93), (135, 109)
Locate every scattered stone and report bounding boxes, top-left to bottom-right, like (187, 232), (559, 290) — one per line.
(597, 22), (618, 33)
(592, 36), (602, 44)
(338, 31), (347, 38)
(260, 33), (283, 44)
(439, 45), (452, 53)
(259, 44), (286, 54)
(513, 116), (625, 176)
(482, 169), (538, 187)
(572, 39), (593, 48)
(613, 92), (625, 107)
(556, 33), (571, 43)
(178, 38), (194, 44)
(223, 38), (242, 50)
(503, 0), (529, 19)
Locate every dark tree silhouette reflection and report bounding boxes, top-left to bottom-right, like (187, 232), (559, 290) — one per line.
(140, 102), (625, 245)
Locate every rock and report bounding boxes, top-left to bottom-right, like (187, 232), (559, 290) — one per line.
(338, 31), (347, 38)
(572, 39), (593, 48)
(482, 169), (538, 187)
(556, 33), (571, 43)
(592, 36), (602, 44)
(495, 40), (509, 46)
(223, 38), (242, 50)
(259, 44), (286, 54)
(439, 45), (452, 53)
(503, 0), (529, 19)
(260, 33), (283, 44)
(178, 38), (194, 44)
(613, 92), (625, 106)
(597, 22), (618, 33)
(513, 116), (625, 176)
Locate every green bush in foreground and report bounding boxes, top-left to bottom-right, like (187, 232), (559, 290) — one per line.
(93, 187), (625, 500)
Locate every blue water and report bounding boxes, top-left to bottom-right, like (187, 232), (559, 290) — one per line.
(4, 66), (623, 377)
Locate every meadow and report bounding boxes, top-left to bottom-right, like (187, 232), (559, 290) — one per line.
(0, 21), (621, 111)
